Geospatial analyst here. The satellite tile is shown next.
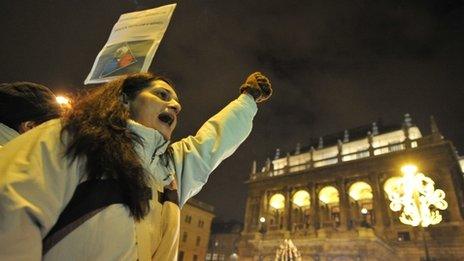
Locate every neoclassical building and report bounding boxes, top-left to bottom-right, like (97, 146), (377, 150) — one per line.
(238, 115), (464, 261)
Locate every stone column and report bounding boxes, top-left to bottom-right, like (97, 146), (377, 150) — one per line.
(371, 173), (390, 227)
(285, 187), (292, 231)
(338, 179), (350, 230)
(310, 183), (319, 230)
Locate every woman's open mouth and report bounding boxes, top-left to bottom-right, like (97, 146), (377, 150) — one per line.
(158, 112), (174, 127)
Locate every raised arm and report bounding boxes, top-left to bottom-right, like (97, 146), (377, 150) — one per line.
(0, 120), (80, 260)
(170, 72), (272, 206)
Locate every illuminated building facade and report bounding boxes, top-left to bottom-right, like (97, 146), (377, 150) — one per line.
(179, 198), (215, 261)
(238, 115), (464, 260)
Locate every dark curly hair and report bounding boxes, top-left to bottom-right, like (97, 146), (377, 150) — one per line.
(61, 72), (174, 220)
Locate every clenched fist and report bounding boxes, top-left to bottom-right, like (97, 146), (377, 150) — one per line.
(239, 72), (272, 103)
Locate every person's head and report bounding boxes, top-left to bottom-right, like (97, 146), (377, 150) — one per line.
(0, 82), (61, 133)
(122, 73), (181, 140)
(62, 72), (179, 220)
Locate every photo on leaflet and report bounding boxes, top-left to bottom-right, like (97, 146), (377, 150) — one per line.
(92, 40), (153, 79)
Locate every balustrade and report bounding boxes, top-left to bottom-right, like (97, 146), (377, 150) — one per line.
(250, 137), (419, 181)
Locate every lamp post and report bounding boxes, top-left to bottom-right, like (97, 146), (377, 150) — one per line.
(384, 164), (448, 261)
(259, 216), (266, 234)
(258, 217), (266, 261)
(360, 207), (369, 228)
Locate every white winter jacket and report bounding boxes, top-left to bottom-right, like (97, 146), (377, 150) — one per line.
(0, 123), (19, 148)
(0, 94), (257, 260)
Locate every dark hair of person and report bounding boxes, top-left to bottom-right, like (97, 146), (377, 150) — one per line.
(0, 82), (61, 132)
(8, 113), (58, 133)
(61, 72), (175, 220)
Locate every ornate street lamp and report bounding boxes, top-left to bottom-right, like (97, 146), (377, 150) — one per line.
(384, 164), (448, 261)
(259, 216), (267, 235)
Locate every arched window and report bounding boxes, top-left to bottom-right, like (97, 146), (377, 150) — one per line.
(292, 190), (310, 207)
(268, 193), (285, 230)
(383, 177), (403, 225)
(319, 186), (339, 204)
(349, 181), (374, 227)
(348, 181), (373, 201)
(291, 190), (310, 230)
(269, 193), (285, 210)
(318, 186), (340, 227)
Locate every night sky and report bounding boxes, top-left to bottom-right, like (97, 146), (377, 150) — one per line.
(1, 0), (463, 221)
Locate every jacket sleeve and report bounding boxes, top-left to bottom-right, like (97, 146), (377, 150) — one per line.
(0, 120), (81, 260)
(171, 94), (258, 207)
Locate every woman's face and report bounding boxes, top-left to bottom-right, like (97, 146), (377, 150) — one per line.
(129, 79), (181, 140)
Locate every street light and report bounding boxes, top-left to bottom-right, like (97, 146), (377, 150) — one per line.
(258, 216), (267, 261)
(385, 164), (448, 227)
(259, 216), (267, 235)
(56, 95), (70, 106)
(55, 95), (72, 110)
(360, 208), (369, 227)
(384, 164), (448, 261)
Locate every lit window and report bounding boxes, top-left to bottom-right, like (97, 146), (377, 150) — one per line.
(388, 142), (404, 152)
(292, 190), (310, 207)
(269, 193), (285, 210)
(318, 186), (339, 204)
(348, 182), (373, 201)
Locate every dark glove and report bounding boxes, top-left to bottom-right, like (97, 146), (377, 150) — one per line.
(239, 72), (272, 103)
